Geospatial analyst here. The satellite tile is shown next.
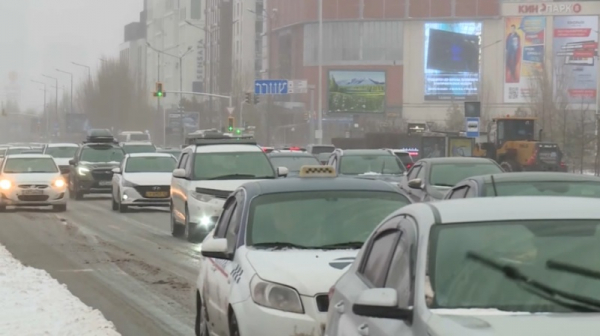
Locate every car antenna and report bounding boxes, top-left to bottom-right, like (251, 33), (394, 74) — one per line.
(490, 174), (498, 197)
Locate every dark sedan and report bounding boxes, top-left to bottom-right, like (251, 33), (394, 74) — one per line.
(444, 172), (600, 199)
(267, 151), (321, 176)
(400, 157), (504, 202)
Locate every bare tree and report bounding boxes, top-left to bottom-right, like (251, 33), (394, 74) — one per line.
(444, 102), (464, 132)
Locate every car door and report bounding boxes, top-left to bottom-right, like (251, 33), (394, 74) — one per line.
(446, 185), (469, 199)
(69, 147), (82, 189)
(329, 217), (402, 336)
(172, 151), (190, 216)
(465, 182), (478, 198)
(328, 154), (338, 171)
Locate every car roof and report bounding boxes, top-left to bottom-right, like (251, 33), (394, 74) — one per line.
(242, 177), (401, 196)
(46, 143), (79, 147)
(416, 157), (496, 164)
(339, 149), (393, 156)
(121, 141), (154, 145)
(268, 152), (317, 157)
(4, 154), (54, 159)
(7, 146), (31, 149)
(126, 152), (175, 158)
(470, 172), (600, 183)
(419, 196), (600, 225)
(194, 144), (263, 153)
(120, 131), (144, 134)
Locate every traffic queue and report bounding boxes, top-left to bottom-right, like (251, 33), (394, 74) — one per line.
(1, 129), (600, 336)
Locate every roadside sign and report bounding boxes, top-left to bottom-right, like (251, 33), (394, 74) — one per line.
(254, 80), (288, 95)
(465, 117), (480, 138)
(288, 80), (308, 93)
(226, 107), (235, 115)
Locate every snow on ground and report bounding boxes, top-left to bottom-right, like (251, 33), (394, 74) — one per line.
(0, 245), (121, 336)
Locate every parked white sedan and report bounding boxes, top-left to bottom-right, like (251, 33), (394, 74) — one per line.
(111, 153), (177, 213)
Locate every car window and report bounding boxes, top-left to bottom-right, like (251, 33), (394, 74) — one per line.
(385, 218), (417, 307)
(80, 146), (124, 163)
(483, 181), (600, 198)
(226, 203), (242, 249)
(340, 155), (405, 175)
(449, 186), (469, 199)
(214, 200), (237, 239)
(3, 157), (59, 173)
(44, 146), (78, 158)
(416, 164), (426, 180)
(465, 185), (477, 197)
(395, 152), (413, 165)
(122, 144), (156, 154)
(361, 229), (401, 287)
(192, 152), (275, 180)
(407, 165), (420, 180)
(178, 153), (189, 169)
(125, 156), (176, 173)
(268, 156), (320, 172)
(430, 163), (502, 187)
(129, 133), (150, 141)
(311, 145), (335, 155)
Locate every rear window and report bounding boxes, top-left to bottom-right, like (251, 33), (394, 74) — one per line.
(123, 144), (157, 154)
(430, 163), (503, 187)
(484, 181), (600, 198)
(311, 146), (335, 155)
(394, 152), (413, 164)
(6, 148), (30, 155)
(129, 133), (150, 141)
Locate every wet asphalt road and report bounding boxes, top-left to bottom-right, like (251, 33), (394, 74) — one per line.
(0, 195), (199, 336)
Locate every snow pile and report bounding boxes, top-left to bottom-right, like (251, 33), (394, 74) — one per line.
(0, 245), (120, 336)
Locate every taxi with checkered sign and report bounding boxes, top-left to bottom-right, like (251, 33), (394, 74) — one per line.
(195, 165), (412, 336)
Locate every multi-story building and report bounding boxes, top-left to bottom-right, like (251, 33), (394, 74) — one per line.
(120, 6), (147, 89)
(205, 0), (233, 114)
(146, 0), (206, 108)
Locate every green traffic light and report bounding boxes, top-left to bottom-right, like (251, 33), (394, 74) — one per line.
(157, 91), (163, 97)
(228, 126), (233, 131)
(236, 129), (241, 134)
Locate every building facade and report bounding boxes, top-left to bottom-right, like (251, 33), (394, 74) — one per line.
(120, 8), (147, 89)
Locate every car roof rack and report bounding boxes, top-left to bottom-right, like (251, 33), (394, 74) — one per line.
(83, 135), (118, 144)
(185, 131), (257, 146)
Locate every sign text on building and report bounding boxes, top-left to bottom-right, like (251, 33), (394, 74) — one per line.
(518, 3), (582, 15)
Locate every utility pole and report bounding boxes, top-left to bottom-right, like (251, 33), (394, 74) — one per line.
(317, 0), (323, 145)
(309, 85), (315, 144)
(56, 69), (73, 115)
(32, 80), (48, 137)
(43, 74), (58, 136)
(72, 62), (92, 84)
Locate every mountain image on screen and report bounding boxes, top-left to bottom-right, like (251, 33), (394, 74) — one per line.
(335, 78), (385, 86)
(427, 29), (479, 73)
(328, 72), (386, 113)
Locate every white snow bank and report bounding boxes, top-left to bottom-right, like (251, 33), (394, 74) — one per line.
(0, 245), (120, 336)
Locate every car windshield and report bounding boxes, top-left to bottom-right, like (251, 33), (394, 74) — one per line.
(7, 148), (30, 155)
(129, 133), (150, 141)
(484, 181), (600, 198)
(247, 191), (410, 248)
(3, 157), (58, 173)
(193, 152), (275, 180)
(311, 146), (335, 155)
(45, 146), (78, 158)
(125, 156), (176, 173)
(80, 146), (124, 163)
(269, 156), (320, 172)
(430, 163), (502, 187)
(122, 144), (156, 154)
(428, 220), (600, 313)
(340, 155), (405, 175)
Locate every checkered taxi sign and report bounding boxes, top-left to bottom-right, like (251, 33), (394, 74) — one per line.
(299, 165), (336, 177)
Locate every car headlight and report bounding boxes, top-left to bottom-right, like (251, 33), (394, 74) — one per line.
(77, 167), (90, 175)
(122, 179), (137, 187)
(191, 190), (214, 202)
(0, 179), (11, 190)
(53, 179), (66, 188)
(250, 275), (304, 314)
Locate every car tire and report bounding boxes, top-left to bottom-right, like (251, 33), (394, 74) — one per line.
(195, 293), (209, 336)
(229, 311), (240, 336)
(185, 206), (197, 243)
(0, 205), (6, 212)
(112, 195), (118, 211)
(170, 202), (184, 237)
(119, 199), (128, 213)
(53, 204), (67, 212)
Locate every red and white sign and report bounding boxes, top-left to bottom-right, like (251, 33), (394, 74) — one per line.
(518, 3), (581, 14)
(502, 2), (600, 16)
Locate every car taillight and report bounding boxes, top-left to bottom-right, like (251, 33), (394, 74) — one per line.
(405, 163), (413, 170)
(526, 148), (538, 165)
(560, 161), (566, 167)
(328, 286), (335, 300)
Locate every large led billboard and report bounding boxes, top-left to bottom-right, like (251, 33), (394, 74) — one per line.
(328, 70), (386, 113)
(424, 22), (482, 101)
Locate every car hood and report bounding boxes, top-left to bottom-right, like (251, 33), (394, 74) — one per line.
(354, 174), (404, 183)
(427, 185), (452, 200)
(2, 173), (60, 183)
(123, 173), (172, 185)
(190, 180), (255, 192)
(427, 310), (600, 336)
(245, 249), (358, 295)
(79, 161), (120, 169)
(53, 158), (71, 166)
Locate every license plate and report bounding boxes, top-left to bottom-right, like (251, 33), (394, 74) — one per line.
(99, 181), (112, 186)
(145, 191), (168, 198)
(22, 189), (43, 195)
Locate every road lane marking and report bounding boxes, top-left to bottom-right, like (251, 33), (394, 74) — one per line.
(56, 269), (95, 273)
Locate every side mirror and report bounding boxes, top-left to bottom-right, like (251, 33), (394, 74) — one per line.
(112, 167), (121, 174)
(277, 166), (289, 177)
(408, 178), (423, 190)
(173, 168), (186, 178)
(201, 238), (231, 260)
(68, 159), (76, 166)
(352, 288), (412, 321)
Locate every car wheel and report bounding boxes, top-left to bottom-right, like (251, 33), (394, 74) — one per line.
(195, 293), (209, 336)
(229, 311), (240, 336)
(185, 206), (197, 243)
(53, 204), (67, 212)
(0, 205), (6, 212)
(118, 194), (128, 213)
(111, 194), (118, 211)
(170, 202), (184, 237)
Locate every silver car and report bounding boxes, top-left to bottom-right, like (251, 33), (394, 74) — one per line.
(326, 196), (600, 336)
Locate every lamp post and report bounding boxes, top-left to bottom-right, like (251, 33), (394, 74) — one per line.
(31, 80), (48, 137)
(317, 0), (323, 144)
(42, 74), (58, 135)
(56, 69), (73, 115)
(71, 62), (91, 83)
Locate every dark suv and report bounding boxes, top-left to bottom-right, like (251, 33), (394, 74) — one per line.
(68, 135), (125, 200)
(326, 149), (407, 184)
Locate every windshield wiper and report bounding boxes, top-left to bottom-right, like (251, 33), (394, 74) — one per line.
(546, 259), (600, 281)
(253, 175), (276, 179)
(316, 242), (364, 250)
(252, 242), (311, 250)
(207, 174), (256, 180)
(434, 183), (454, 187)
(466, 251), (600, 312)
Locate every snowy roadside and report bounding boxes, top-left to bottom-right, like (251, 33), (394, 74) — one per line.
(0, 244), (120, 336)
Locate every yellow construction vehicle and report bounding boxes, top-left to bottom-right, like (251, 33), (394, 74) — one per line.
(473, 116), (566, 172)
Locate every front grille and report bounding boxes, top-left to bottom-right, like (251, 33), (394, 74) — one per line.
(315, 294), (329, 312)
(134, 185), (170, 198)
(18, 195), (49, 201)
(18, 184), (48, 189)
(59, 165), (70, 174)
(91, 169), (113, 181)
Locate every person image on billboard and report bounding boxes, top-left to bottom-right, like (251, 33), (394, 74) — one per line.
(505, 24), (521, 83)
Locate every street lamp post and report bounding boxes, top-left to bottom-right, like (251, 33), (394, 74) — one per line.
(56, 69), (73, 115)
(317, 0), (323, 145)
(42, 74), (58, 135)
(31, 80), (48, 137)
(71, 62), (92, 83)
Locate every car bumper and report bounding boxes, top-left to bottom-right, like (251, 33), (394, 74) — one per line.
(523, 164), (564, 172)
(187, 197), (223, 232)
(119, 187), (170, 207)
(75, 179), (113, 193)
(233, 296), (327, 336)
(1, 187), (67, 206)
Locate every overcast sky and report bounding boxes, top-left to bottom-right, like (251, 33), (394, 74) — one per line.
(0, 0), (142, 110)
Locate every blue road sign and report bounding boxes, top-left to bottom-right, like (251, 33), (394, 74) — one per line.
(465, 117), (480, 138)
(254, 80), (288, 95)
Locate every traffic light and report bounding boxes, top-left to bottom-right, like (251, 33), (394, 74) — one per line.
(244, 92), (251, 104)
(228, 117), (234, 131)
(253, 95), (259, 105)
(153, 82), (166, 97)
(235, 128), (242, 135)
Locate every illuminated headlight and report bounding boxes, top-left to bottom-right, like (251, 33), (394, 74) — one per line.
(191, 191), (214, 202)
(77, 167), (90, 175)
(53, 179), (66, 188)
(250, 275), (304, 314)
(200, 216), (212, 226)
(0, 180), (11, 190)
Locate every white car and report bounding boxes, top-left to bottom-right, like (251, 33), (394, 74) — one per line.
(111, 153), (177, 213)
(325, 196), (600, 336)
(43, 143), (80, 175)
(196, 165), (412, 336)
(171, 136), (288, 242)
(0, 154), (67, 212)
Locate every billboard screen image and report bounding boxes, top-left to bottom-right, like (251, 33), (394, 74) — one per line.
(504, 16), (546, 103)
(424, 22), (482, 101)
(327, 70), (386, 113)
(553, 16), (599, 104)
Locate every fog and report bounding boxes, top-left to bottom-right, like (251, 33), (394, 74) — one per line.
(0, 0), (141, 110)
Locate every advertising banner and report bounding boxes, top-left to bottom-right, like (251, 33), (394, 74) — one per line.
(504, 16), (546, 103)
(165, 109), (200, 136)
(327, 70), (386, 113)
(447, 137), (474, 157)
(421, 136), (446, 158)
(424, 22), (482, 101)
(553, 16), (599, 104)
